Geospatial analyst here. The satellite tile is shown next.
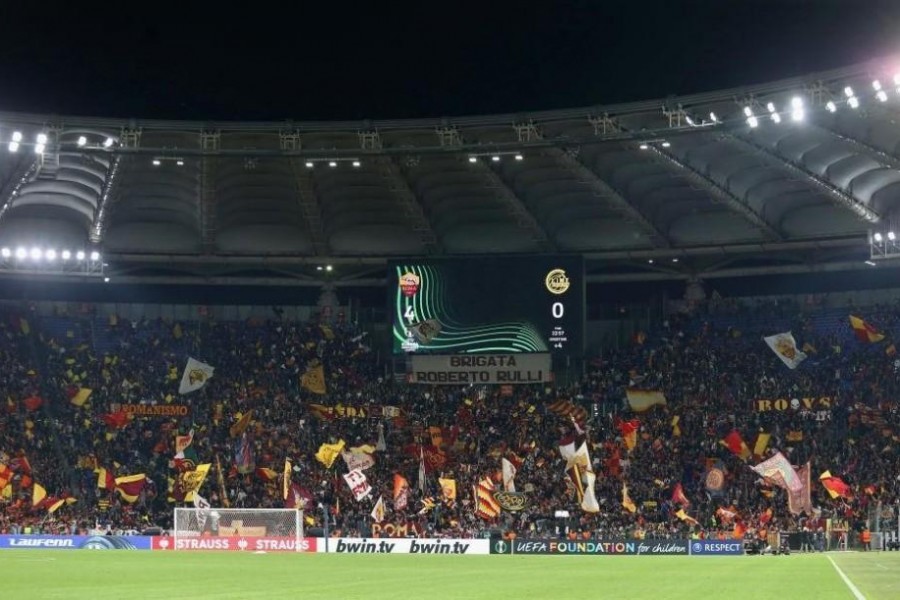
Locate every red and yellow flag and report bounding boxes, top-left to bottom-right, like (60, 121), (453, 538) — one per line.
(720, 430), (751, 460)
(622, 483), (636, 514)
(114, 474), (147, 503)
(820, 471), (853, 499)
(850, 315), (885, 343)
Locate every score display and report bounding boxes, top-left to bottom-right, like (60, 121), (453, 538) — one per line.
(389, 256), (584, 356)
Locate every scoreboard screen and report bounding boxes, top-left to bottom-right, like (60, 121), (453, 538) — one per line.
(389, 256), (584, 356)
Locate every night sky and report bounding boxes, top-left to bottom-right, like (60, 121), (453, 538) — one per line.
(1, 0), (898, 121)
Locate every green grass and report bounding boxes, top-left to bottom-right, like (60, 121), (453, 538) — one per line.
(2, 550), (897, 599)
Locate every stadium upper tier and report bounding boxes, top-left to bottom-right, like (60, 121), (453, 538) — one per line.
(0, 58), (899, 283)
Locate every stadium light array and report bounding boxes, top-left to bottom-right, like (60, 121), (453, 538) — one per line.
(305, 161), (314, 168)
(0, 248), (9, 258)
(152, 159), (161, 166)
(870, 229), (900, 261)
(874, 232), (883, 242)
(492, 156), (501, 162)
(790, 96), (804, 121)
(826, 101), (837, 113)
(743, 106), (759, 128)
(77, 136), (87, 147)
(468, 156), (478, 163)
(639, 143), (649, 150)
(515, 154), (524, 161)
(709, 112), (719, 123)
(103, 137), (114, 148)
(328, 161), (337, 168)
(76, 250), (85, 261)
(0, 245), (102, 264)
(352, 160), (361, 168)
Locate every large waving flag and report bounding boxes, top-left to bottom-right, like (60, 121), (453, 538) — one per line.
(229, 410), (254, 438)
(675, 508), (699, 526)
(671, 482), (690, 507)
(622, 482), (636, 514)
(704, 461), (727, 497)
(753, 433), (771, 459)
(174, 464), (211, 503)
(393, 474), (410, 511)
(234, 434), (256, 475)
(179, 358), (214, 394)
(370, 496), (386, 523)
(820, 471), (853, 499)
(474, 477), (501, 520)
(341, 449), (375, 472)
(763, 332), (807, 369)
(343, 469), (372, 501)
(438, 477), (457, 507)
(315, 440), (345, 469)
(618, 419), (640, 452)
(751, 452), (802, 492)
(32, 483), (47, 506)
(114, 474), (147, 503)
(850, 315), (885, 343)
(547, 399), (588, 425)
(301, 363), (327, 395)
(788, 462), (813, 515)
(501, 458), (517, 492)
(720, 430), (751, 461)
(625, 389), (667, 412)
(282, 460), (292, 501)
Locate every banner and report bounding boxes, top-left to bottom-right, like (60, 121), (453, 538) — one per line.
(0, 535), (151, 550)
(371, 521), (423, 538)
(341, 450), (375, 472)
(343, 469), (372, 501)
(763, 332), (807, 369)
(492, 539), (689, 555)
(493, 491), (529, 512)
(689, 540), (744, 555)
(121, 404), (190, 417)
(179, 358), (214, 394)
(625, 390), (667, 412)
(154, 536), (317, 552)
(308, 405), (401, 421)
(408, 354), (551, 385)
(324, 538), (489, 554)
(753, 396), (833, 413)
(751, 452), (802, 492)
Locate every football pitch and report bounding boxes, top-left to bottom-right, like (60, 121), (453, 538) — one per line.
(2, 550), (897, 599)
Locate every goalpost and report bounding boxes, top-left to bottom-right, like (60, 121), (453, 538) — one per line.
(173, 508), (304, 551)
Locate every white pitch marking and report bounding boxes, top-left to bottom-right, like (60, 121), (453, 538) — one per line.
(827, 555), (866, 600)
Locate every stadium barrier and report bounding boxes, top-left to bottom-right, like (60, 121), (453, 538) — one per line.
(152, 536), (317, 552)
(689, 540), (744, 555)
(0, 535), (152, 550)
(490, 539), (690, 555)
(321, 538), (489, 554)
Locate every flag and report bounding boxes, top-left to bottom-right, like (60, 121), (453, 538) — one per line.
(229, 410), (254, 438)
(474, 477), (501, 520)
(618, 419), (640, 452)
(417, 445), (426, 491)
(393, 474), (410, 511)
(179, 358), (214, 394)
(418, 497), (437, 515)
(376, 423), (387, 452)
(216, 455), (230, 508)
(370, 495), (386, 523)
(114, 474), (147, 503)
(849, 315), (885, 343)
(622, 482), (636, 514)
(341, 449), (375, 472)
(887, 344), (897, 357)
(174, 430), (198, 471)
(759, 508), (773, 525)
(101, 410), (130, 430)
(32, 483), (47, 506)
(820, 471), (853, 499)
(315, 440), (345, 469)
(282, 460), (291, 501)
(716, 506), (737, 524)
(70, 388), (92, 407)
(786, 430), (804, 442)
(255, 467), (278, 482)
(763, 332), (807, 369)
(95, 467), (116, 491)
(788, 462), (813, 515)
(343, 469), (372, 501)
(301, 364), (326, 395)
(751, 452), (803, 492)
(174, 464), (211, 503)
(675, 508), (699, 526)
(705, 461), (726, 497)
(284, 483), (312, 510)
(501, 458), (517, 492)
(232, 434), (255, 475)
(753, 433), (771, 459)
(625, 389), (667, 412)
(671, 415), (681, 437)
(720, 430), (751, 460)
(438, 477), (457, 507)
(0, 463), (12, 490)
(547, 399), (588, 425)
(671, 482), (690, 507)
(47, 497), (76, 514)
(733, 521), (747, 540)
(193, 493), (211, 530)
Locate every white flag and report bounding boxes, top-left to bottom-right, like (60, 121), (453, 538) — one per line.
(763, 332), (807, 370)
(370, 495), (386, 523)
(501, 458), (517, 492)
(581, 470), (600, 513)
(193, 493), (211, 530)
(179, 358), (215, 394)
(343, 469), (372, 501)
(341, 450), (375, 472)
(376, 423), (387, 452)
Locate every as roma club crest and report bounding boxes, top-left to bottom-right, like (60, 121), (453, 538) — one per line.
(399, 272), (421, 297)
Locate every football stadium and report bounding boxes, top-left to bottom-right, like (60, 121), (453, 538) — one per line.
(3, 6), (900, 599)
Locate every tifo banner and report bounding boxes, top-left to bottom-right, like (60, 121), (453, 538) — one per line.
(0, 535), (151, 550)
(153, 536), (317, 552)
(690, 540), (744, 555)
(370, 521), (423, 538)
(408, 354), (551, 385)
(323, 538), (489, 554)
(491, 539), (689, 555)
(308, 404), (402, 420)
(120, 404), (190, 417)
(753, 397), (833, 413)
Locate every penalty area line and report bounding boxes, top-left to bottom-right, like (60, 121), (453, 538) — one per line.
(827, 555), (866, 600)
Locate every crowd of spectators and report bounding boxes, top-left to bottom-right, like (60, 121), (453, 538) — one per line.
(0, 294), (898, 545)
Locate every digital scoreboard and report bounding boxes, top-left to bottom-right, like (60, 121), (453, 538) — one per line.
(389, 256), (584, 356)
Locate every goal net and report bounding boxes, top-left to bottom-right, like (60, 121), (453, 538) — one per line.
(173, 508), (303, 551)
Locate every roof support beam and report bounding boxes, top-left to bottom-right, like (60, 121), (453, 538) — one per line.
(90, 155), (123, 243)
(287, 158), (329, 256)
(546, 147), (672, 248)
(475, 160), (555, 251)
(723, 132), (881, 223)
(0, 156), (39, 226)
(374, 156), (441, 254)
(811, 120), (900, 171)
(644, 143), (785, 241)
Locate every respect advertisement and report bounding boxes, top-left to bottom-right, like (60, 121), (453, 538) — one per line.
(491, 539), (690, 555)
(323, 538), (490, 554)
(152, 536), (317, 552)
(0, 535), (152, 550)
(689, 540), (744, 555)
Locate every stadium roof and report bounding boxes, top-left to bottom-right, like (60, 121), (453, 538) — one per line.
(1, 57), (899, 287)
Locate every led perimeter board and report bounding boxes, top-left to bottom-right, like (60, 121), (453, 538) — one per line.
(389, 256), (584, 356)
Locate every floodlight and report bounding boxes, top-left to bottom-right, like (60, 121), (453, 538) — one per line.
(873, 80), (882, 91)
(894, 73), (900, 85)
(45, 249), (56, 261)
(0, 248), (9, 258)
(305, 161), (314, 168)
(825, 101), (837, 113)
(36, 133), (47, 145)
(76, 250), (85, 261)
(672, 258), (679, 263)
(491, 156), (500, 162)
(11, 131), (22, 142)
(747, 116), (759, 128)
(865, 260), (877, 266)
(709, 112), (718, 122)
(514, 154), (524, 161)
(766, 102), (776, 113)
(848, 97), (859, 109)
(743, 106), (753, 117)
(661, 141), (671, 148)
(152, 159), (161, 166)
(15, 247), (26, 259)
(468, 156), (477, 163)
(352, 161), (361, 167)
(61, 250), (71, 260)
(104, 277), (110, 283)
(889, 231), (896, 241)
(685, 115), (695, 126)
(328, 161), (337, 168)
(877, 90), (888, 102)
(176, 159), (184, 166)
(647, 259), (654, 264)
(771, 113), (781, 124)
(639, 143), (649, 150)
(844, 86), (855, 98)
(316, 266), (323, 271)
(90, 250), (100, 261)
(34, 144), (45, 155)
(874, 232), (883, 242)
(790, 97), (804, 121)
(30, 247), (42, 260)
(103, 138), (114, 147)
(325, 265), (333, 272)
(7, 142), (18, 153)
(77, 136), (87, 147)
